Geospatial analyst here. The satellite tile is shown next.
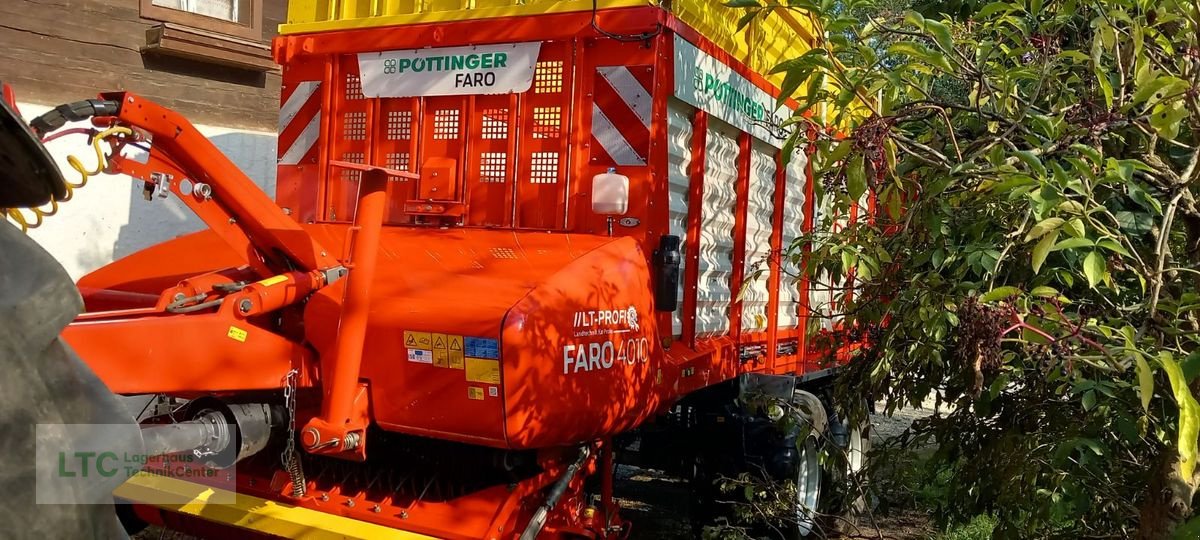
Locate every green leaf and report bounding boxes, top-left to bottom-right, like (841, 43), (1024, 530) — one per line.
(1031, 286), (1059, 298)
(1082, 389), (1097, 411)
(1083, 251), (1106, 288)
(1015, 150), (1048, 177)
(1161, 352), (1200, 479)
(1113, 210), (1152, 232)
(724, 0), (761, 7)
(978, 1), (1012, 17)
(887, 41), (953, 72)
(980, 286), (1021, 303)
(1135, 354), (1153, 412)
(1032, 230), (1058, 273)
(1064, 218), (1086, 238)
(1095, 67), (1113, 110)
(1096, 238), (1132, 257)
(1070, 143), (1102, 165)
(847, 154), (867, 201)
(1053, 237), (1095, 251)
(826, 138), (852, 164)
(923, 18), (956, 52)
(1025, 217), (1065, 242)
(1149, 102), (1188, 140)
(735, 10), (757, 31)
(1131, 75), (1188, 107)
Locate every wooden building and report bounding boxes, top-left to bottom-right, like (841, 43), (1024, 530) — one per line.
(0, 0), (285, 130)
(2, 0), (287, 280)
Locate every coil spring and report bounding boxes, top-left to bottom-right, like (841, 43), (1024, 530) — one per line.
(285, 453), (307, 498)
(3, 126), (134, 232)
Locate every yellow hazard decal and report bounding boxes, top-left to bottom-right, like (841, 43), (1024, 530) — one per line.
(433, 349), (449, 368)
(403, 331), (433, 349)
(227, 326), (248, 342)
(467, 387), (485, 400)
(448, 335), (465, 369)
(465, 357), (500, 384)
(256, 275), (288, 287)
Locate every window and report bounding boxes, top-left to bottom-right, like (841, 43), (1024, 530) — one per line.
(141, 0), (263, 40)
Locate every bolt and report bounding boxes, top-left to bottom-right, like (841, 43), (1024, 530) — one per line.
(172, 292), (185, 302)
(400, 511), (409, 519)
(346, 499), (355, 508)
(238, 299), (253, 313)
(320, 492), (329, 502)
(228, 218), (237, 224)
(372, 504), (381, 513)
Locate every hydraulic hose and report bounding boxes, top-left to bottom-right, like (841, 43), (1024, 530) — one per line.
(519, 447), (591, 540)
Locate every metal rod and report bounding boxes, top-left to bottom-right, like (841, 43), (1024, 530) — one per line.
(313, 167), (389, 447)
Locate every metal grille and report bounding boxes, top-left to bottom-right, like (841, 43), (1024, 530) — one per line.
(490, 247), (518, 259)
(386, 152), (411, 173)
(481, 108), (509, 139)
(480, 153), (507, 183)
(343, 111), (367, 141)
(387, 110), (412, 140)
(340, 152), (364, 181)
(345, 73), (365, 100)
(529, 152), (558, 184)
(433, 109), (460, 140)
(531, 107), (561, 139)
(534, 61), (564, 93)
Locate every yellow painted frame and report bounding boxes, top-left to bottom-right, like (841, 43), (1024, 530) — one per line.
(114, 473), (438, 539)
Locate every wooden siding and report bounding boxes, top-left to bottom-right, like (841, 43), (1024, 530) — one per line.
(0, 0), (285, 130)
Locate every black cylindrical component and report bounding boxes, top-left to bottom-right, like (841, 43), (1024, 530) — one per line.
(653, 235), (682, 312)
(140, 401), (279, 469)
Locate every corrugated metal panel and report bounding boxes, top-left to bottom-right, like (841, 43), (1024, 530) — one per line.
(695, 118), (739, 336)
(777, 147), (807, 329)
(741, 139), (775, 332)
(807, 188), (841, 331)
(666, 99), (694, 336)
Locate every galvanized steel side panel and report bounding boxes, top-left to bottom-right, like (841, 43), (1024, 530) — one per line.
(695, 118), (739, 336)
(777, 147), (808, 328)
(741, 140), (776, 332)
(666, 99), (695, 336)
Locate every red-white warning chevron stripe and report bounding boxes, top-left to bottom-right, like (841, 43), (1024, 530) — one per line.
(591, 65), (652, 167)
(277, 80), (322, 165)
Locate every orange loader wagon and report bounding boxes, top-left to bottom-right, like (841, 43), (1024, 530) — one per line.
(28, 0), (870, 538)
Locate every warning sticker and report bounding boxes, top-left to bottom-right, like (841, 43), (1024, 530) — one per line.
(432, 333), (448, 350)
(408, 349), (433, 364)
(488, 386), (499, 397)
(404, 331), (433, 349)
(227, 326), (248, 343)
(466, 357), (501, 384)
(434, 349), (449, 368)
(464, 337), (500, 359)
(467, 387), (485, 400)
(449, 349), (465, 369)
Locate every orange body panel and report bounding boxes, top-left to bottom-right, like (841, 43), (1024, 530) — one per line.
(55, 5), (861, 538)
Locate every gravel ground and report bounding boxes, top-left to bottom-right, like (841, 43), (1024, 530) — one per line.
(615, 400), (941, 540)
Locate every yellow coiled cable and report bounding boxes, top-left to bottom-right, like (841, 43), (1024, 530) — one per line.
(3, 126), (135, 232)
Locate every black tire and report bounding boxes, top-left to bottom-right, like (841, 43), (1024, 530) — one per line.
(785, 390), (828, 539)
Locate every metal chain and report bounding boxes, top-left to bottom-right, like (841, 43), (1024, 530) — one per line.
(280, 368), (306, 497)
